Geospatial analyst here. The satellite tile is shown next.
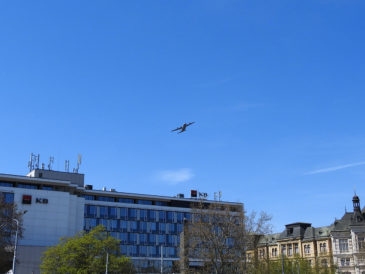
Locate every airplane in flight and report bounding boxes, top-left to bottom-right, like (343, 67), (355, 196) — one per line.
(171, 122), (195, 134)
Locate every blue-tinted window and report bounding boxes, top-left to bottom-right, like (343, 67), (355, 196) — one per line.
(167, 235), (176, 246)
(130, 221), (138, 232)
(155, 201), (168, 206)
(140, 209), (147, 220)
(98, 219), (108, 228)
(177, 212), (184, 223)
(0, 182), (13, 187)
(139, 245), (147, 256)
(177, 224), (184, 233)
(109, 207), (117, 218)
(158, 234), (166, 245)
(120, 232), (128, 244)
(148, 210), (156, 221)
(82, 195), (95, 200)
(97, 196), (115, 202)
(110, 232), (118, 239)
(140, 221), (147, 232)
(167, 211), (174, 222)
(120, 208), (128, 219)
(110, 219), (118, 231)
(118, 198), (134, 204)
(128, 245), (137, 256)
(121, 245), (128, 255)
(84, 218), (97, 230)
(140, 234), (147, 244)
(128, 208), (137, 220)
(129, 233), (138, 244)
(149, 222), (157, 233)
(184, 213), (191, 221)
(149, 246), (157, 257)
(158, 211), (166, 222)
(99, 206), (108, 218)
(85, 205), (97, 217)
(159, 223), (166, 233)
(137, 199), (153, 205)
(166, 247), (176, 257)
(168, 223), (176, 234)
(2, 193), (14, 203)
(120, 220), (128, 232)
(148, 234), (156, 245)
(42, 185), (54, 191)
(18, 184), (37, 189)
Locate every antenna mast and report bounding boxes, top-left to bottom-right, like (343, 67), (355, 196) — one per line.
(48, 156), (54, 170)
(73, 154), (82, 173)
(28, 153), (40, 171)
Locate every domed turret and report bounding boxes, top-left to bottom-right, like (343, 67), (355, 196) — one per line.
(353, 194), (360, 211)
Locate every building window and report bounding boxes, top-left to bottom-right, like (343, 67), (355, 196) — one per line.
(42, 185), (53, 191)
(281, 245), (286, 255)
(118, 198), (134, 204)
(272, 248), (278, 257)
(158, 211), (166, 222)
(319, 243), (327, 253)
(148, 222), (157, 233)
(129, 221), (138, 232)
(158, 234), (166, 245)
(340, 258), (350, 266)
(129, 233), (138, 244)
(120, 220), (128, 232)
(148, 210), (156, 221)
(339, 239), (349, 253)
(294, 243), (299, 254)
(304, 244), (311, 255)
(110, 220), (118, 231)
(167, 211), (174, 222)
(159, 223), (166, 234)
(177, 212), (184, 223)
(109, 207), (117, 218)
(99, 206), (108, 218)
(128, 208), (137, 220)
(140, 209), (147, 221)
(137, 200), (153, 205)
(288, 244), (292, 256)
(120, 233), (128, 244)
(96, 196), (115, 202)
(139, 234), (148, 244)
(18, 184), (37, 189)
(140, 221), (147, 233)
(259, 249), (265, 259)
(155, 201), (168, 206)
(148, 234), (156, 245)
(85, 205), (97, 217)
(321, 259), (327, 267)
(1, 192), (14, 203)
(359, 237), (365, 250)
(168, 223), (176, 234)
(0, 182), (13, 187)
(120, 208), (128, 220)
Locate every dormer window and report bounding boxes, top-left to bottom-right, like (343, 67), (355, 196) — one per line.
(287, 227), (293, 235)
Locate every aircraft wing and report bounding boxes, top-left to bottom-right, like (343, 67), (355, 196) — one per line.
(187, 122), (195, 126)
(171, 127), (183, 132)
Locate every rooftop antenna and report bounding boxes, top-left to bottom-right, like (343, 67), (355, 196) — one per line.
(214, 192), (217, 201)
(48, 156), (54, 170)
(73, 154), (82, 173)
(345, 205), (347, 213)
(218, 191), (222, 201)
(28, 153), (40, 171)
(65, 160), (70, 172)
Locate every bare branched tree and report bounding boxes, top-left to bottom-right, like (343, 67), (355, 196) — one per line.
(180, 201), (272, 274)
(0, 195), (25, 273)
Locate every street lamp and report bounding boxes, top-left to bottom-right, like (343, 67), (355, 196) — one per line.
(12, 218), (19, 274)
(12, 210), (27, 274)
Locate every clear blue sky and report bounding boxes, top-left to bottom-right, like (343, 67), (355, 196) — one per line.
(1, 0), (365, 232)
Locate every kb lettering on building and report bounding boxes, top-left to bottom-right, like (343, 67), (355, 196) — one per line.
(36, 198), (48, 204)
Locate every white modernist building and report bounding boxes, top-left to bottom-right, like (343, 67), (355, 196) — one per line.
(0, 168), (243, 273)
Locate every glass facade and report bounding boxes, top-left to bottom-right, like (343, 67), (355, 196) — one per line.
(83, 204), (189, 264)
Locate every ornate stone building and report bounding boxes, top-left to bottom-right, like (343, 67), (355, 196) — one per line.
(331, 195), (365, 274)
(247, 194), (365, 274)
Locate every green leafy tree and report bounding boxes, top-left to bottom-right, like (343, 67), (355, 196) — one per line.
(40, 225), (135, 274)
